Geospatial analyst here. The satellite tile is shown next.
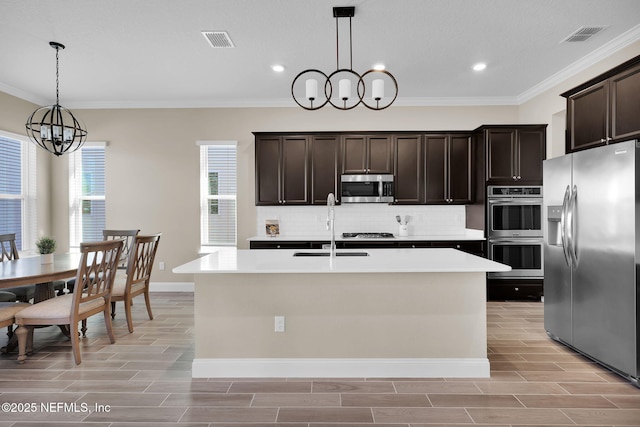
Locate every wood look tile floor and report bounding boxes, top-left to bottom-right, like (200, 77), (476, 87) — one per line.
(1, 293), (639, 426)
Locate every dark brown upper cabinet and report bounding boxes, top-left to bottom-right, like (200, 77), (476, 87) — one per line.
(393, 134), (424, 204)
(563, 56), (640, 153)
(310, 135), (341, 204)
(425, 133), (472, 204)
(255, 135), (310, 205)
(481, 126), (546, 185)
(341, 135), (393, 174)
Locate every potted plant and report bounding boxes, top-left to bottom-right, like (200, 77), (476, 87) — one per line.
(36, 236), (56, 264)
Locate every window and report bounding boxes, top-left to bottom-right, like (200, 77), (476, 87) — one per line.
(199, 141), (237, 246)
(69, 143), (106, 249)
(0, 131), (36, 252)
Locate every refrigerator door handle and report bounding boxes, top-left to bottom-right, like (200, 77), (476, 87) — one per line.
(560, 185), (572, 267)
(568, 185), (579, 267)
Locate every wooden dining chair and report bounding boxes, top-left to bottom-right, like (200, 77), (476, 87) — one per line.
(66, 229), (139, 293)
(110, 233), (161, 332)
(0, 302), (31, 342)
(103, 229), (140, 269)
(14, 239), (124, 365)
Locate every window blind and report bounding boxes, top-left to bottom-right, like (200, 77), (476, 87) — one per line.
(198, 141), (237, 246)
(0, 132), (36, 251)
(69, 145), (106, 249)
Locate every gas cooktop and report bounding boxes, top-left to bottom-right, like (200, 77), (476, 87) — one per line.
(342, 232), (395, 239)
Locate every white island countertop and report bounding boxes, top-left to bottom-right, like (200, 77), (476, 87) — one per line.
(173, 247), (510, 274)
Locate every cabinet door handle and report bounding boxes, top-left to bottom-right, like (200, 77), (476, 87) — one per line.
(601, 138), (607, 143)
(517, 176), (521, 180)
(512, 176), (517, 180)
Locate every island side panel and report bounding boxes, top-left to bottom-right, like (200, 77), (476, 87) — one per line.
(194, 272), (486, 362)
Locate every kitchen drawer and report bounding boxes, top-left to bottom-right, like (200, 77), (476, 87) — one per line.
(337, 241), (398, 249)
(487, 279), (543, 301)
(397, 242), (431, 248)
(249, 241), (313, 250)
(430, 240), (485, 256)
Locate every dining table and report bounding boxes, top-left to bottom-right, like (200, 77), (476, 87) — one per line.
(0, 253), (81, 353)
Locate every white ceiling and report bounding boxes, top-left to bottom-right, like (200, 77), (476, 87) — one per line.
(1, 0), (639, 109)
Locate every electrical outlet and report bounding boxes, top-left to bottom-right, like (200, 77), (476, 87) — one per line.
(159, 261), (165, 270)
(274, 316), (285, 332)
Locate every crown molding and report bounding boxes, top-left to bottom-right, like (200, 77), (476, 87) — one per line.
(518, 23), (640, 104)
(4, 24), (639, 111)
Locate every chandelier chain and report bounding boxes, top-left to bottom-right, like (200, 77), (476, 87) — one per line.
(55, 46), (60, 105)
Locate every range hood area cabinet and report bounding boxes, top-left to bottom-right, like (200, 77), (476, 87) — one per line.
(341, 135), (393, 174)
(562, 55), (640, 153)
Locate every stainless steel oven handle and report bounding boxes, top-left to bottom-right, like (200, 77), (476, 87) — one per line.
(489, 238), (544, 244)
(560, 185), (571, 267)
(487, 198), (542, 204)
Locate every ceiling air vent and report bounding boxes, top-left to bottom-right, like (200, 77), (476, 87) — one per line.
(202, 31), (235, 48)
(562, 26), (607, 43)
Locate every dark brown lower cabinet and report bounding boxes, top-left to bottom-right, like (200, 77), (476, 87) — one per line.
(487, 278), (543, 301)
(251, 239), (485, 256)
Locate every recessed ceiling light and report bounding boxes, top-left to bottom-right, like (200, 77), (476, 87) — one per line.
(272, 64), (285, 72)
(473, 62), (487, 71)
(372, 63), (386, 71)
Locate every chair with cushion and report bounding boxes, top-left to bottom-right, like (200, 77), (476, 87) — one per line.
(0, 302), (31, 345)
(15, 239), (124, 365)
(0, 292), (17, 302)
(103, 229), (140, 269)
(0, 233), (35, 303)
(66, 229), (139, 293)
(110, 233), (161, 332)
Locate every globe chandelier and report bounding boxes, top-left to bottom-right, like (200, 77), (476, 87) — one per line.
(291, 6), (398, 111)
(26, 41), (87, 156)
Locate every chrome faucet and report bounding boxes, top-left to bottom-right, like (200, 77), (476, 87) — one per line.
(326, 193), (336, 257)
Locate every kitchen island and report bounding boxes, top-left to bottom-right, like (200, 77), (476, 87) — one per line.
(173, 248), (509, 378)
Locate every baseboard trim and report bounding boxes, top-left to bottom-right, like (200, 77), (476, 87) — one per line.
(192, 358), (490, 378)
(149, 282), (194, 292)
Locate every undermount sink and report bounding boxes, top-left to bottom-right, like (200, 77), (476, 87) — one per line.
(293, 251), (370, 257)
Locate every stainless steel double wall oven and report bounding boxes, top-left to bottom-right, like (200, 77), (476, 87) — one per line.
(487, 186), (544, 279)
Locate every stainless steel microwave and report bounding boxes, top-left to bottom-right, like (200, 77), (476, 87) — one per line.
(340, 174), (394, 203)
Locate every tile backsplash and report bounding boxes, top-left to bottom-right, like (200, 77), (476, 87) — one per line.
(255, 204), (467, 238)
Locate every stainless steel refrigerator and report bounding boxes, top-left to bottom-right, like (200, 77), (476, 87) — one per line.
(543, 139), (639, 386)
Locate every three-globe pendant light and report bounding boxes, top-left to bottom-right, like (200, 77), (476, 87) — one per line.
(291, 6), (398, 111)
